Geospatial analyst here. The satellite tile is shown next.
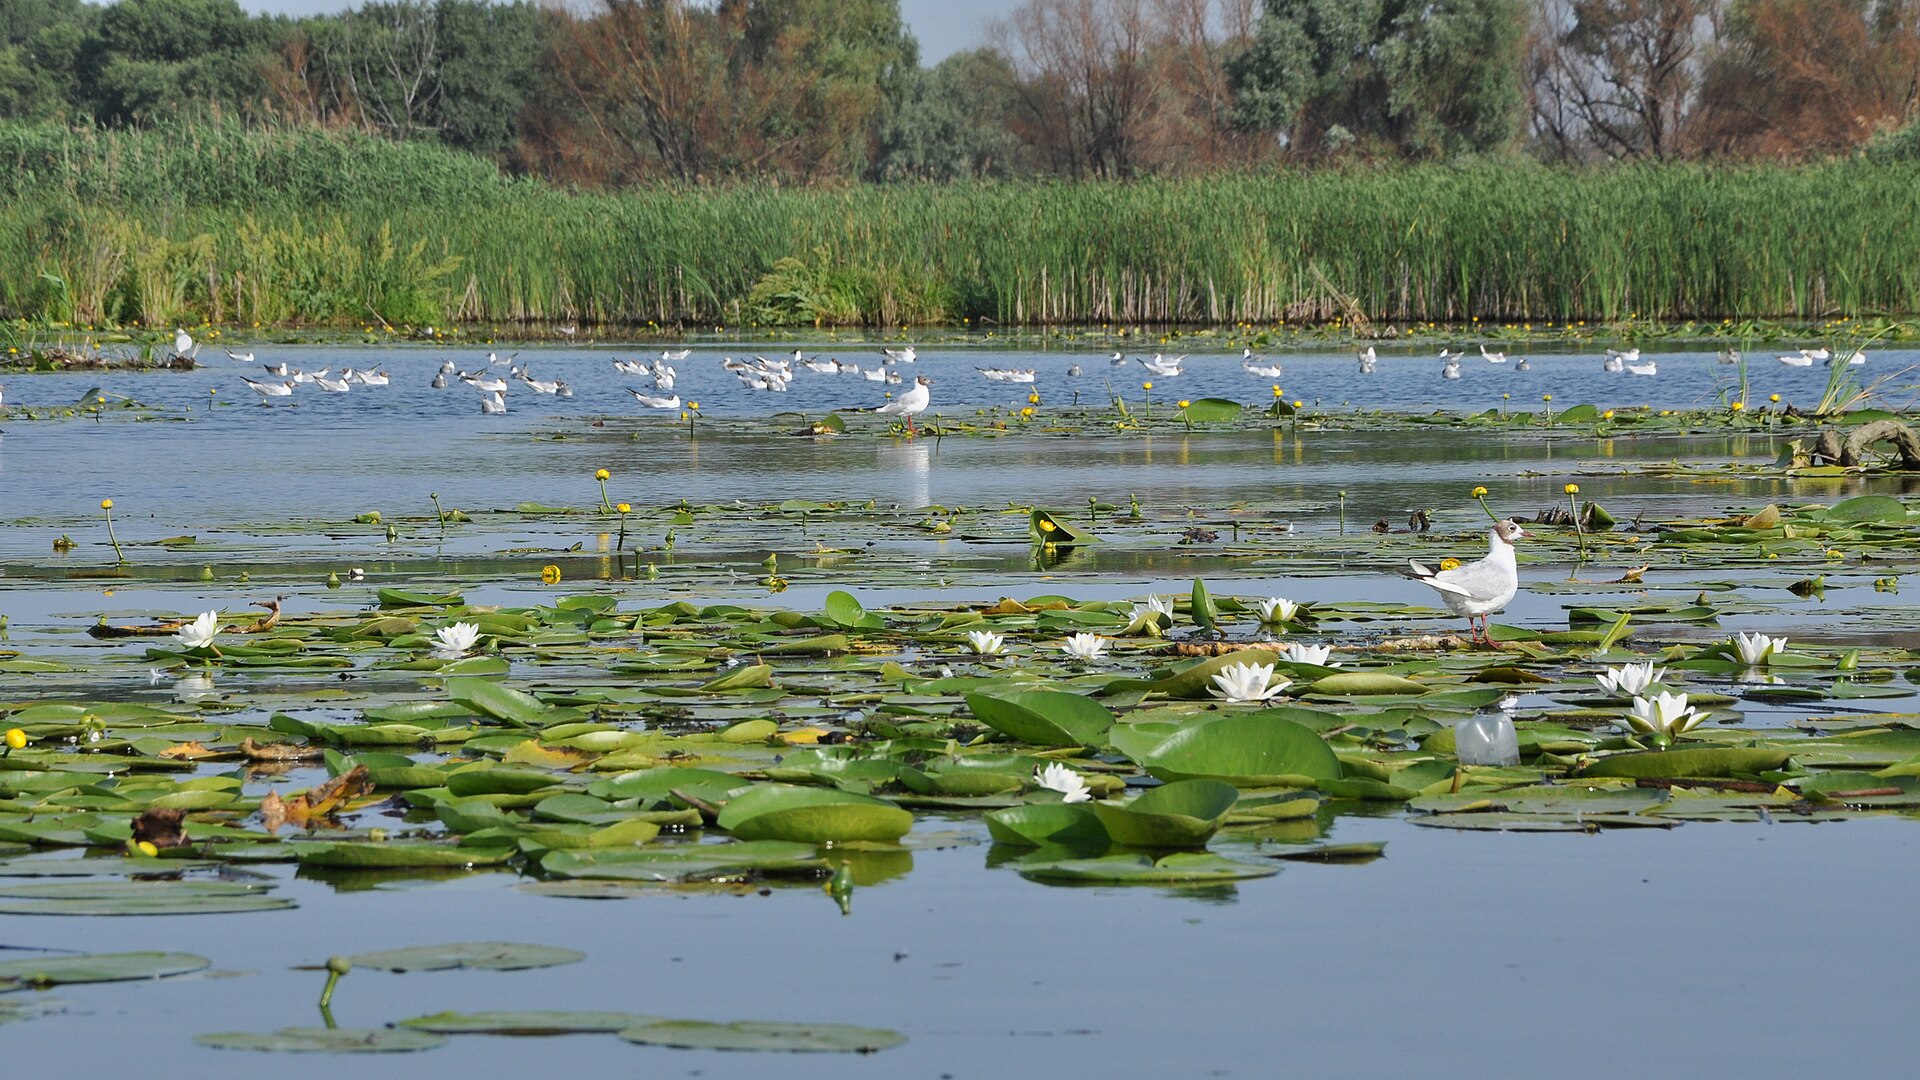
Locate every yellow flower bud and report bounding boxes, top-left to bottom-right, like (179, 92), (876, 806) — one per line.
(4, 728), (25, 750)
(594, 469), (610, 482)
(135, 840), (159, 858)
(1564, 483), (1580, 495)
(1471, 486), (1489, 499)
(616, 503), (631, 514)
(1142, 381), (1153, 390)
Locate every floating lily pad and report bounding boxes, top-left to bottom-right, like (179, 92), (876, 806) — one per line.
(618, 1019), (907, 1053)
(540, 841), (829, 882)
(345, 942), (586, 972)
(0, 895), (294, 916)
(1017, 852), (1279, 884)
(983, 803), (1108, 848)
(1091, 779), (1239, 848)
(965, 689), (1115, 747)
(401, 1010), (658, 1035)
(0, 951), (210, 986)
(1136, 713), (1342, 785)
(197, 1027), (448, 1053)
(1575, 747), (1793, 780)
(715, 785), (913, 843)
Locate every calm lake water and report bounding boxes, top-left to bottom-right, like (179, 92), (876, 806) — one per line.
(1, 342), (1916, 1076)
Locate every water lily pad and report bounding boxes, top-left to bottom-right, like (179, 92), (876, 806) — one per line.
(1575, 747), (1793, 780)
(716, 785), (913, 843)
(401, 1010), (656, 1034)
(0, 951), (210, 986)
(196, 1027), (447, 1053)
(1090, 779), (1239, 848)
(292, 843), (515, 868)
(540, 841), (828, 882)
(0, 895), (294, 916)
(965, 689), (1114, 747)
(346, 942), (586, 972)
(1305, 672), (1430, 696)
(1137, 713), (1342, 785)
(618, 1019), (907, 1053)
(983, 803), (1108, 848)
(1017, 852), (1279, 884)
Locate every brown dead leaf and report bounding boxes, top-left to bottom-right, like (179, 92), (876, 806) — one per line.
(1742, 505), (1781, 529)
(980, 597), (1033, 615)
(1615, 564), (1651, 584)
(158, 741), (216, 760)
(240, 597), (283, 633)
(239, 738), (323, 762)
(132, 807), (189, 848)
(259, 791), (288, 834)
(259, 766), (375, 832)
(502, 740), (596, 770)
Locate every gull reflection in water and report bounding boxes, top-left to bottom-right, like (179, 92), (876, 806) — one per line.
(879, 439), (933, 510)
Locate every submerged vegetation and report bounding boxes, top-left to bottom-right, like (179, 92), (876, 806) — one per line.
(5, 124), (1920, 331)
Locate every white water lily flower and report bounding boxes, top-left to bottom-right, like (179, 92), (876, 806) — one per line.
(1061, 633), (1109, 660)
(1208, 661), (1292, 703)
(1594, 661), (1665, 698)
(1034, 762), (1092, 803)
(1615, 691), (1704, 737)
(1730, 631), (1786, 666)
(1279, 642), (1337, 667)
(1144, 596), (1175, 617)
(432, 621), (481, 660)
(966, 629), (1005, 656)
(175, 611), (220, 651)
(1256, 597), (1300, 625)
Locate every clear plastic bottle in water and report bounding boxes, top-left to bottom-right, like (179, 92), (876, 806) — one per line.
(1455, 713), (1519, 766)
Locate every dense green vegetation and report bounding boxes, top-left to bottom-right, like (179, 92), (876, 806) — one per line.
(3, 122), (1919, 329)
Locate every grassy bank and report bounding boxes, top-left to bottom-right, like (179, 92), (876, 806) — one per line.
(3, 123), (1919, 330)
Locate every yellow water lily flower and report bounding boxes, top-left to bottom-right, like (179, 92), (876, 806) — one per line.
(540, 564), (562, 585)
(4, 729), (25, 750)
(1564, 483), (1580, 495)
(594, 468), (610, 481)
(100, 498), (113, 510)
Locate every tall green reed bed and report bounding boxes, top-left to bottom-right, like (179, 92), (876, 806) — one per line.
(3, 123), (1919, 328)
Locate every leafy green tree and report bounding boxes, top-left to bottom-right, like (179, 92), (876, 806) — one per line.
(0, 0), (88, 121)
(873, 48), (1026, 180)
(82, 0), (274, 123)
(1227, 0), (1526, 158)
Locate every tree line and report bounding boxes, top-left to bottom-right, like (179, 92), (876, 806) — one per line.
(2, 0), (1916, 187)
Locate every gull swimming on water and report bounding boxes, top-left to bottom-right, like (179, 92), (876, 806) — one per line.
(630, 390), (680, 409)
(1441, 356), (1462, 379)
(225, 349), (254, 363)
(1357, 345), (1376, 374)
(1481, 345), (1507, 364)
(1626, 358), (1659, 376)
(240, 376), (293, 400)
(313, 374), (351, 393)
(881, 346), (918, 365)
(1406, 519), (1526, 645)
(479, 390), (507, 414)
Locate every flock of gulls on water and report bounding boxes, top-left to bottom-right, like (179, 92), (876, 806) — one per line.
(158, 324), (1870, 423)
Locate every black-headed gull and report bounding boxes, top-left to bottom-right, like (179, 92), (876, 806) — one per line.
(1406, 519), (1525, 644)
(876, 374), (932, 434)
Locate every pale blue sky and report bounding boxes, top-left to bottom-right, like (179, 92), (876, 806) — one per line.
(235, 1), (1015, 63)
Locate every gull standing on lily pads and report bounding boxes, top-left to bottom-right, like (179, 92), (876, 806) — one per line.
(1406, 520), (1525, 645)
(876, 375), (931, 435)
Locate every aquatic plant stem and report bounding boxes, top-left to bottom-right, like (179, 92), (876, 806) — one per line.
(430, 492), (446, 544)
(101, 499), (125, 563)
